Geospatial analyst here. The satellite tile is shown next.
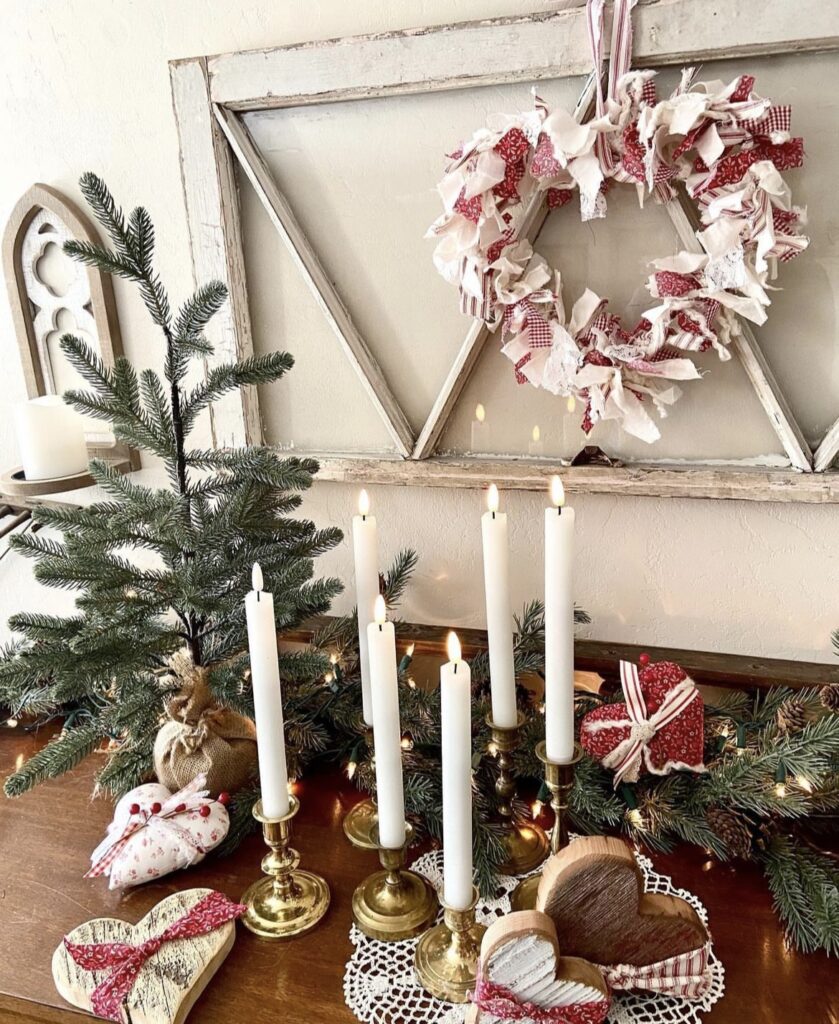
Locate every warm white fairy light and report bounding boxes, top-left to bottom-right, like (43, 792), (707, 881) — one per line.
(531, 799), (543, 819)
(475, 403), (486, 423)
(795, 775), (813, 793)
(346, 760), (357, 781)
(626, 808), (645, 829)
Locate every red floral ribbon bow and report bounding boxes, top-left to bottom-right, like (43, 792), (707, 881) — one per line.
(600, 943), (713, 999)
(596, 660), (700, 786)
(64, 890), (246, 1022)
(471, 968), (611, 1024)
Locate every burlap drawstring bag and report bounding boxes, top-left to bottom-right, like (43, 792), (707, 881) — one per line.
(153, 652), (258, 794)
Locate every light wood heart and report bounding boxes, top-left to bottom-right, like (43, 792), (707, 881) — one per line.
(467, 910), (610, 1024)
(52, 888), (236, 1024)
(536, 836), (708, 968)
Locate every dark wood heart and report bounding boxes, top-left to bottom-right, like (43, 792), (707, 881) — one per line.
(536, 836), (708, 967)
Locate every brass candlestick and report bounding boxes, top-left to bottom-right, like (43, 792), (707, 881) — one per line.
(343, 728), (379, 849)
(415, 886), (485, 1003)
(511, 741), (583, 910)
(241, 797), (330, 939)
(486, 712), (549, 876)
(352, 823), (439, 941)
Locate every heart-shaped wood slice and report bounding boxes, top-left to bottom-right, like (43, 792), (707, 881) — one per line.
(467, 909), (610, 1024)
(52, 888), (236, 1024)
(536, 836), (708, 968)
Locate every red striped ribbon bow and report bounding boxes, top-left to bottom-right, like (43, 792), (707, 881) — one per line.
(600, 942), (712, 999)
(601, 660), (700, 786)
(63, 891), (246, 1022)
(471, 970), (610, 1024)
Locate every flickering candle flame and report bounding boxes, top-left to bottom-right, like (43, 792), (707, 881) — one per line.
(487, 483), (500, 514)
(252, 562), (264, 592)
(550, 475), (565, 508)
(358, 488), (371, 517)
(373, 594), (387, 625)
(447, 631), (462, 663)
(566, 395), (576, 413)
(532, 424), (541, 442)
(475, 402), (486, 423)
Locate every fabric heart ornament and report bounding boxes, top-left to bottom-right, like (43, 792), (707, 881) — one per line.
(87, 774), (229, 889)
(537, 837), (712, 999)
(580, 659), (705, 785)
(52, 888), (244, 1024)
(467, 909), (610, 1024)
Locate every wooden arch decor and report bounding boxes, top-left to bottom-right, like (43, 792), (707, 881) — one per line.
(170, 0), (839, 502)
(2, 183), (137, 469)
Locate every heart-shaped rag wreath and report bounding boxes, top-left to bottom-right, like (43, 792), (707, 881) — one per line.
(427, 0), (809, 443)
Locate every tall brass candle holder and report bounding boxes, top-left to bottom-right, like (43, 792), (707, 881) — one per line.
(343, 728), (379, 849)
(352, 823), (439, 941)
(415, 886), (485, 1003)
(241, 797), (330, 939)
(510, 740), (583, 910)
(486, 712), (549, 875)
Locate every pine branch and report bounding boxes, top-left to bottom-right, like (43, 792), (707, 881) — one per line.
(4, 722), (103, 797)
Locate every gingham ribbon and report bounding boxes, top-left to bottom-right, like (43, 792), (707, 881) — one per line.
(63, 891), (246, 1022)
(85, 775), (212, 879)
(471, 969), (610, 1024)
(596, 660), (700, 786)
(600, 942), (713, 999)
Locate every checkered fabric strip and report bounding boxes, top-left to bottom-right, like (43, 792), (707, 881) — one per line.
(741, 104), (791, 138)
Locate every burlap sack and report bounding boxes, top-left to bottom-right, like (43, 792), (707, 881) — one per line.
(153, 654), (258, 795)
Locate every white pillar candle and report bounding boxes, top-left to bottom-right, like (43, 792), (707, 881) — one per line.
(544, 476), (577, 763)
(481, 484), (518, 728)
(367, 595), (406, 849)
(441, 631), (473, 910)
(245, 563), (289, 819)
(352, 489), (379, 726)
(14, 395), (88, 481)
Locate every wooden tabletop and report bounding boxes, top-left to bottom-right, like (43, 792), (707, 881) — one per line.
(0, 728), (836, 1024)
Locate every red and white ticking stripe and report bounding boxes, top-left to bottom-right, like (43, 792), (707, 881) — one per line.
(601, 942), (712, 999)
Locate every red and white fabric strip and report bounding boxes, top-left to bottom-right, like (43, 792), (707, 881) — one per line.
(600, 943), (712, 999)
(586, 0), (638, 173)
(600, 661), (700, 786)
(471, 967), (611, 1024)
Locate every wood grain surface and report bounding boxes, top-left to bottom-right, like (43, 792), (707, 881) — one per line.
(536, 837), (708, 967)
(0, 728), (837, 1024)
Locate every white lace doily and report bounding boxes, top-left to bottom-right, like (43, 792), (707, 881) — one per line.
(343, 845), (724, 1024)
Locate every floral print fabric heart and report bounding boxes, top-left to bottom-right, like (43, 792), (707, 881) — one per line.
(580, 661), (705, 780)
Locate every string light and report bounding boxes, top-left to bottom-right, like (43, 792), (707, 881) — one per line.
(774, 762), (788, 798)
(324, 671), (334, 685)
(487, 741), (499, 757)
(407, 676), (417, 689)
(6, 718), (18, 728)
(346, 761), (357, 781)
(795, 775), (813, 793)
(625, 808), (645, 829)
(531, 800), (543, 819)
(400, 735), (414, 751)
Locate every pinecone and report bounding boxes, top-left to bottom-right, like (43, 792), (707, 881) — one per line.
(819, 684), (839, 713)
(707, 806), (753, 859)
(776, 697), (807, 734)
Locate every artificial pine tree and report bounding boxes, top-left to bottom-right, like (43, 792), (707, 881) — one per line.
(1, 173), (343, 799)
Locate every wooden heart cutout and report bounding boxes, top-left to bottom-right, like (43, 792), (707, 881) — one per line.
(52, 888), (237, 1024)
(466, 909), (610, 1024)
(536, 837), (708, 968)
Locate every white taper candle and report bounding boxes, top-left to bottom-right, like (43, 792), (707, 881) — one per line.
(367, 595), (406, 849)
(441, 631), (473, 910)
(544, 476), (576, 762)
(352, 489), (379, 726)
(245, 562), (290, 818)
(481, 484), (518, 728)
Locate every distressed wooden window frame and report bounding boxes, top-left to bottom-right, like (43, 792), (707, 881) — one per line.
(169, 0), (839, 502)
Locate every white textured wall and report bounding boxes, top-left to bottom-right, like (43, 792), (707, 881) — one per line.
(0, 0), (837, 662)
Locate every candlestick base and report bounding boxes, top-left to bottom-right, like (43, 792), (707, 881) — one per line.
(486, 713), (549, 877)
(352, 824), (439, 941)
(241, 798), (330, 940)
(499, 821), (550, 877)
(343, 796), (379, 850)
(510, 741), (583, 910)
(414, 888), (485, 1003)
